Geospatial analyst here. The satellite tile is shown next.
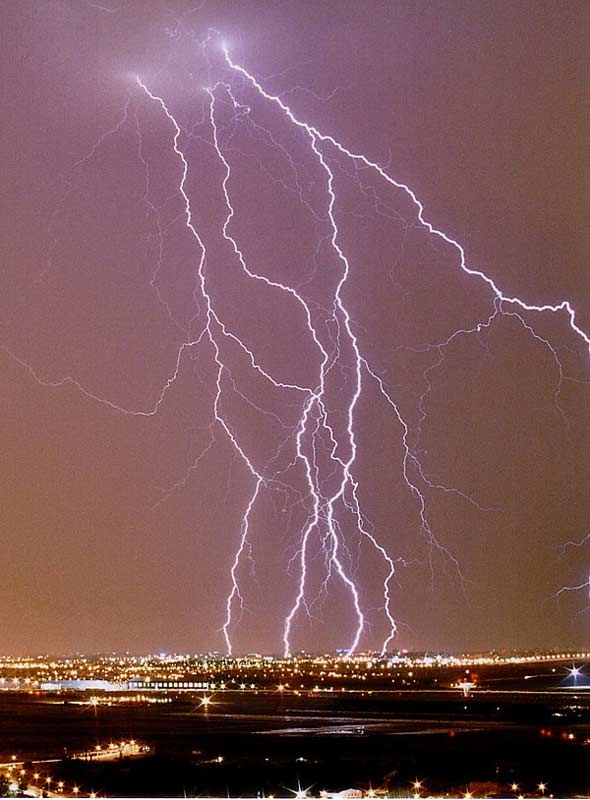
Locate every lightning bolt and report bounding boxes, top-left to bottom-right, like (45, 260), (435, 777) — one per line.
(560, 533), (590, 553)
(221, 43), (590, 646)
(553, 576), (590, 609)
(226, 48), (590, 355)
(206, 78), (371, 656)
(133, 77), (283, 656)
(6, 33), (589, 655)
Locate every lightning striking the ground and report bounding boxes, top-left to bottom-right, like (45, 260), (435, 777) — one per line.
(6, 32), (589, 654)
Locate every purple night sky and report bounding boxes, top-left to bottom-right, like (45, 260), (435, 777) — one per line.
(2, 0), (589, 655)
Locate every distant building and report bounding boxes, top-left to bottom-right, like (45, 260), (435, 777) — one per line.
(39, 678), (213, 692)
(40, 680), (127, 691)
(128, 679), (211, 691)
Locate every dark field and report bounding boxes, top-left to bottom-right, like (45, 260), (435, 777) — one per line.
(2, 683), (590, 797)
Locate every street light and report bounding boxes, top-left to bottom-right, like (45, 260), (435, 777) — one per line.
(292, 783), (311, 800)
(569, 666), (582, 687)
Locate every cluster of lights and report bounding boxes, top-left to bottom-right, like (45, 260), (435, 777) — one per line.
(2, 758), (101, 798)
(84, 693), (172, 706)
(0, 748), (561, 799)
(407, 778), (551, 800)
(0, 652), (587, 699)
(287, 780), (553, 800)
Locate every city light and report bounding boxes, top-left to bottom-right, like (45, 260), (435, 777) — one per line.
(292, 782), (313, 800)
(0, 648), (587, 797)
(568, 665), (583, 687)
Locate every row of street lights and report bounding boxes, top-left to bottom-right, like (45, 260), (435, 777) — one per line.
(4, 758), (99, 798)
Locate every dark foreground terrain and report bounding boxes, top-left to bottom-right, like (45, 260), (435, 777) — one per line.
(2, 683), (590, 797)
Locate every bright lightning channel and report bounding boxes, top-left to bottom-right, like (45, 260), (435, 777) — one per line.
(221, 44), (590, 647)
(5, 35), (589, 656)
